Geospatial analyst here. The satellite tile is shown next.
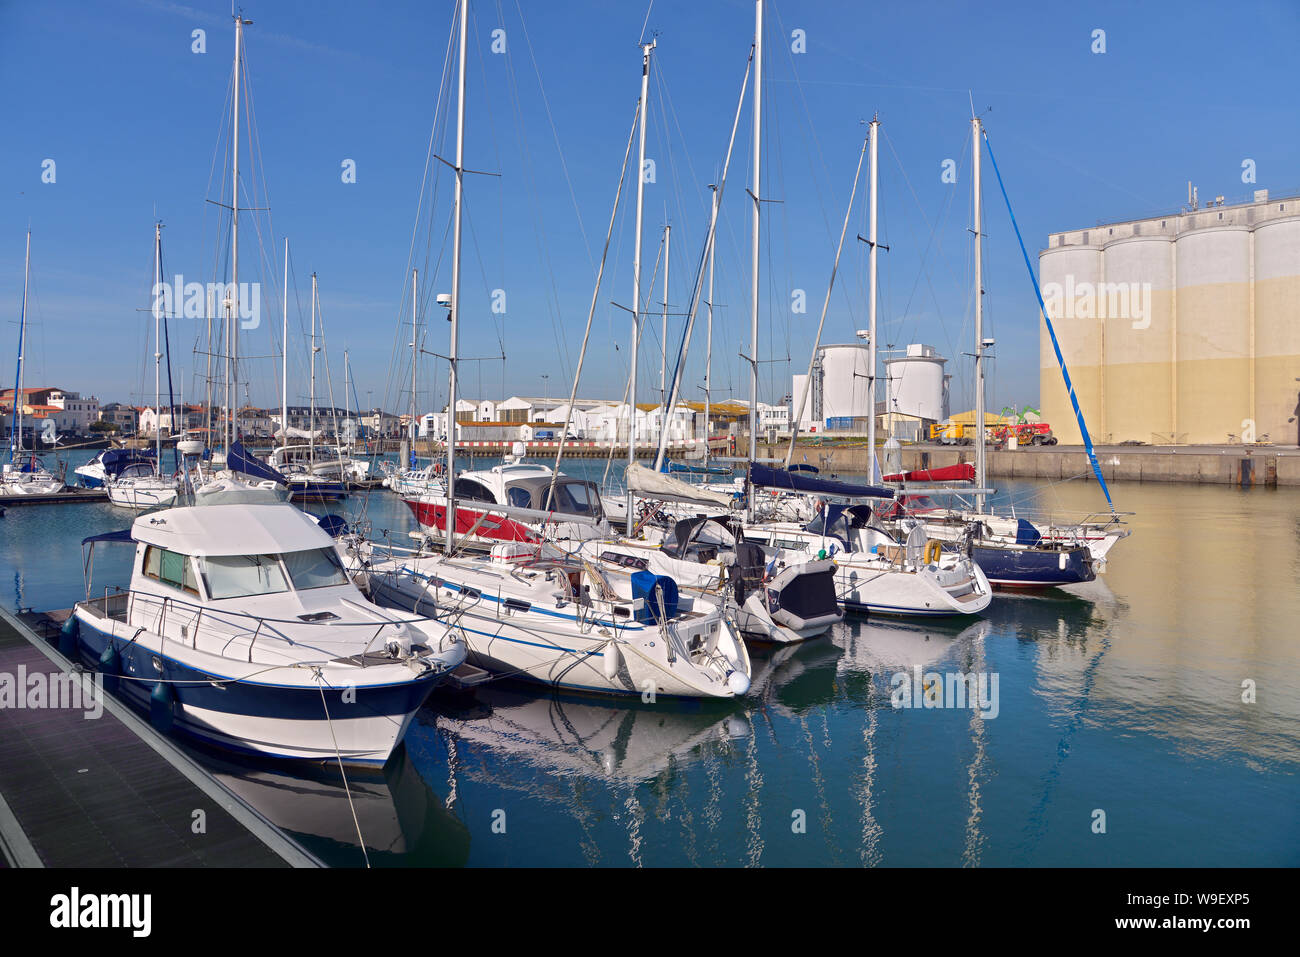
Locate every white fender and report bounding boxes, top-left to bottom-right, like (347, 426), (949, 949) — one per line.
(603, 640), (623, 680)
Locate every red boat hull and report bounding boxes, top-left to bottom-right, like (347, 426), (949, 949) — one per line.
(404, 498), (539, 544)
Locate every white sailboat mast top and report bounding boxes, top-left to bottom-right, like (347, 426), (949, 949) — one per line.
(867, 117), (879, 479)
(748, 0), (763, 503)
(154, 222), (163, 467)
(972, 115), (986, 512)
(445, 0), (468, 556)
(227, 14), (250, 454)
(626, 37), (654, 535)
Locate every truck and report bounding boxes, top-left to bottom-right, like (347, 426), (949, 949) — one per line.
(928, 420), (1056, 446)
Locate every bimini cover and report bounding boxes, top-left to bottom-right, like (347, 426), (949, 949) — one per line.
(630, 570), (679, 624)
(748, 463), (894, 499)
(81, 527), (134, 546)
(626, 463), (736, 508)
(227, 440), (287, 486)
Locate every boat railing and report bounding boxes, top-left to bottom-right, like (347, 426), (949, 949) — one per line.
(83, 587), (440, 663)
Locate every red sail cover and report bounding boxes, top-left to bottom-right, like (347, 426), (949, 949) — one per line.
(882, 464), (975, 483)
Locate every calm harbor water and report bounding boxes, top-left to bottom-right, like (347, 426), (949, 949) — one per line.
(2, 449), (1297, 866)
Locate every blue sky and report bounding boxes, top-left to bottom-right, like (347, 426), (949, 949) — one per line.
(3, 0), (1298, 420)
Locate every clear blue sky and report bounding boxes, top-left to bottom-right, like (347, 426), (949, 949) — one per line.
(3, 0), (1297, 420)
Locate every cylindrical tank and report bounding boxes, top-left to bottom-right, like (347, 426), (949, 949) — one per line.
(1175, 225), (1251, 443)
(885, 346), (947, 422)
(1101, 235), (1174, 443)
(1039, 244), (1103, 445)
(818, 344), (872, 421)
(1251, 216), (1300, 445)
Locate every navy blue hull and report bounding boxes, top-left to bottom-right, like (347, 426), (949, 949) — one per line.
(74, 619), (438, 764)
(971, 544), (1095, 588)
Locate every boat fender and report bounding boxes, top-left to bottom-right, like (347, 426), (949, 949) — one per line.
(58, 615), (79, 656)
(727, 670), (750, 696)
(1058, 551), (1067, 570)
(603, 641), (623, 681)
(923, 540), (943, 565)
(98, 641), (121, 694)
(149, 681), (175, 734)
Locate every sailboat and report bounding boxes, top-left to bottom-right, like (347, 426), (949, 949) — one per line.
(107, 222), (183, 510)
(350, 1), (751, 699)
(739, 115), (993, 618)
(894, 116), (1106, 587)
(575, 1), (843, 645)
(2, 231), (64, 497)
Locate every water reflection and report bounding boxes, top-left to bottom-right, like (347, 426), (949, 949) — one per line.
(202, 746), (470, 868)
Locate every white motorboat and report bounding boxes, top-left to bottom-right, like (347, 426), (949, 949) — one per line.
(72, 494), (465, 765)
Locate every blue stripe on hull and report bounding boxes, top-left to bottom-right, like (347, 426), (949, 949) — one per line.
(75, 621), (438, 742)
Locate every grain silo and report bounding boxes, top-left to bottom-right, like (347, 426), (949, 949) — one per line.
(1039, 189), (1300, 446)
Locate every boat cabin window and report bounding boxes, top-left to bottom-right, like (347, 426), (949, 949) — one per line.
(143, 546), (201, 596)
(454, 478), (496, 503)
(542, 481), (602, 518)
(201, 554), (290, 600)
(506, 486), (532, 508)
(282, 547), (350, 591)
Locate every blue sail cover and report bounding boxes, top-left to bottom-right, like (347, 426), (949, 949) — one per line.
(982, 133), (1116, 516)
(101, 448), (157, 480)
(664, 460), (731, 475)
(227, 440), (287, 485)
(749, 463), (894, 499)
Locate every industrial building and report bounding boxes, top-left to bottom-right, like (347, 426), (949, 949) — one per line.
(794, 341), (950, 438)
(1039, 187), (1300, 446)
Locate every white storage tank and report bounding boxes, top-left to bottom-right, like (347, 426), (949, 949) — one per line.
(884, 344), (947, 423)
(1252, 215), (1300, 444)
(1101, 234), (1174, 443)
(818, 343), (872, 422)
(1174, 225), (1251, 443)
(1039, 243), (1104, 445)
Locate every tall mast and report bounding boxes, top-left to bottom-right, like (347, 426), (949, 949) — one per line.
(410, 269), (418, 458)
(866, 116), (879, 480)
(704, 185), (717, 469)
(9, 231), (31, 460)
(626, 38), (654, 534)
(154, 222), (163, 469)
(972, 115), (986, 512)
(444, 0), (468, 557)
(227, 14), (249, 455)
(310, 272), (318, 460)
(281, 237), (289, 449)
(747, 0), (763, 510)
(660, 223), (670, 418)
(344, 348), (351, 443)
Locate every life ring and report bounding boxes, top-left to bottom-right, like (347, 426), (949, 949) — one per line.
(923, 540), (943, 565)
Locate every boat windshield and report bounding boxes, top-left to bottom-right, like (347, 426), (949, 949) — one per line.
(201, 554), (289, 599)
(282, 547), (350, 590)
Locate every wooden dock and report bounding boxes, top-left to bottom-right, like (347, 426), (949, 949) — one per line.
(0, 487), (107, 507)
(0, 607), (321, 868)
